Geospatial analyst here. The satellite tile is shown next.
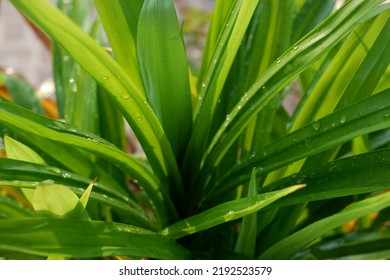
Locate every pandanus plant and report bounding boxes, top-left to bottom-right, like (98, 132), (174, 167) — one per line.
(0, 0), (389, 259)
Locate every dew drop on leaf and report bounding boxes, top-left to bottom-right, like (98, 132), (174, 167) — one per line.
(48, 167), (61, 174)
(340, 115), (347, 124)
(101, 76), (109, 81)
(293, 44), (298, 50)
(224, 114), (231, 127)
(312, 120), (321, 130)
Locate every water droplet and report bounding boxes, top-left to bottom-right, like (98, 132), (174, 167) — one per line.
(201, 82), (206, 88)
(312, 120), (321, 130)
(69, 78), (75, 83)
(224, 114), (231, 127)
(101, 76), (109, 81)
(48, 167), (61, 174)
(293, 44), (298, 50)
(276, 58), (281, 64)
(237, 105), (242, 110)
(340, 115), (347, 124)
(121, 94), (130, 100)
(88, 138), (99, 144)
(384, 113), (390, 118)
(331, 121), (336, 127)
(62, 173), (70, 179)
(40, 179), (55, 185)
(263, 151), (268, 156)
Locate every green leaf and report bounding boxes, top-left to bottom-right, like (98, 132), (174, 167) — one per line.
(162, 184), (304, 239)
(4, 136), (45, 165)
(259, 191), (390, 259)
(79, 177), (96, 209)
(0, 218), (192, 259)
(295, 231), (390, 260)
(2, 74), (44, 115)
(261, 148), (390, 209)
(0, 158), (157, 230)
(235, 169), (258, 258)
(137, 0), (192, 161)
(94, 0), (144, 92)
(197, 0), (234, 82)
(0, 195), (34, 219)
(32, 182), (89, 220)
(0, 156), (128, 203)
(12, 129), (128, 198)
(4, 135), (45, 204)
(292, 0), (335, 43)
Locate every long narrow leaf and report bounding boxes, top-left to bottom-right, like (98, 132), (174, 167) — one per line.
(259, 148), (390, 210)
(259, 191), (390, 259)
(137, 0), (192, 161)
(93, 0), (144, 91)
(162, 184), (304, 239)
(0, 218), (192, 259)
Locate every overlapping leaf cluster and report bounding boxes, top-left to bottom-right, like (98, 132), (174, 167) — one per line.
(0, 0), (389, 259)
